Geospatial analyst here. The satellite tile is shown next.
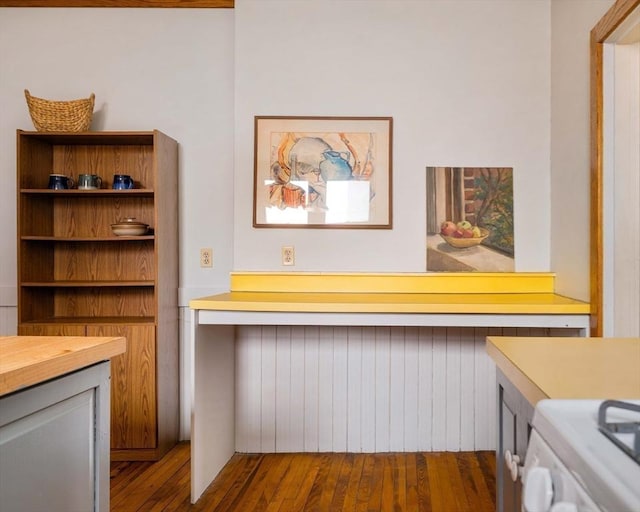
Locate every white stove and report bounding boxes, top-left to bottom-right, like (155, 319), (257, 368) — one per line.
(522, 399), (640, 512)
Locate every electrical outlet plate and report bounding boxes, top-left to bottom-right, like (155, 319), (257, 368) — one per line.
(200, 248), (213, 267)
(282, 246), (295, 266)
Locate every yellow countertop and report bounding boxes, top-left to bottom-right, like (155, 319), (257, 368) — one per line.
(0, 335), (126, 396)
(190, 272), (590, 315)
(486, 337), (640, 405)
(190, 291), (590, 314)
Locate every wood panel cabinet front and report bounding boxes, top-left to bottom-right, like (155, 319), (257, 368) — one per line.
(87, 324), (157, 450)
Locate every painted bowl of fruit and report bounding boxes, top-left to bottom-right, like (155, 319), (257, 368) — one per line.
(439, 221), (490, 249)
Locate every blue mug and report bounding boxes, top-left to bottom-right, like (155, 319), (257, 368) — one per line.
(48, 173), (74, 190)
(112, 174), (134, 190)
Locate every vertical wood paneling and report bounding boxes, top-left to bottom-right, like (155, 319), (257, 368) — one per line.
(318, 327), (334, 451)
(390, 327), (406, 451)
(304, 326), (320, 452)
(431, 327), (447, 450)
(236, 325), (262, 452)
(290, 326), (306, 451)
(374, 327), (391, 451)
(417, 326), (434, 451)
(229, 324), (582, 453)
(446, 327), (462, 451)
(473, 327), (491, 450)
(361, 327), (376, 452)
(403, 327), (419, 451)
(275, 326), (292, 451)
(332, 327), (348, 452)
(347, 327), (363, 451)
(460, 328), (476, 450)
(235, 326), (249, 451)
(261, 326), (277, 452)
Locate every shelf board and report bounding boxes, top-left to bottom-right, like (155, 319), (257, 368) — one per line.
(21, 281), (155, 287)
(20, 188), (154, 196)
(21, 235), (155, 241)
(20, 316), (156, 325)
(17, 130), (156, 145)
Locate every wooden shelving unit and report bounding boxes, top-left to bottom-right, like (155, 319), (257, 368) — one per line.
(16, 130), (179, 461)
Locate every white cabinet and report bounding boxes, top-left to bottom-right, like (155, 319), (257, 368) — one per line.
(0, 362), (111, 512)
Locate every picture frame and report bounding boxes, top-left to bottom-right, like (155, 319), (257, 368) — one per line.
(426, 166), (514, 272)
(253, 116), (393, 228)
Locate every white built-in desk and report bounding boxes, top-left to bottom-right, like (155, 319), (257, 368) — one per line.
(189, 272), (590, 503)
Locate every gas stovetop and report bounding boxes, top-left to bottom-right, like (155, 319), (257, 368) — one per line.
(532, 399), (640, 512)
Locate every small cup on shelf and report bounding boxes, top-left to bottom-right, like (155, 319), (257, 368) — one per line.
(112, 174), (134, 190)
(77, 174), (102, 190)
(47, 174), (74, 190)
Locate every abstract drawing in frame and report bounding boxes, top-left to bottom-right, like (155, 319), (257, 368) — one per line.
(426, 166), (514, 272)
(253, 116), (392, 228)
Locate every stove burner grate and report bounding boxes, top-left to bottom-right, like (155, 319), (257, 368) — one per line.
(598, 399), (640, 464)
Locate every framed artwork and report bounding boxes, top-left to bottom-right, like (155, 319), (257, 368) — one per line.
(253, 116), (393, 228)
(426, 166), (514, 272)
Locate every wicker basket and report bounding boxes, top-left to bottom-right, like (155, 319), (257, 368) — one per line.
(24, 89), (95, 132)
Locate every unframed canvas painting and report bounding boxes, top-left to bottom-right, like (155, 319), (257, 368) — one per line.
(426, 166), (514, 272)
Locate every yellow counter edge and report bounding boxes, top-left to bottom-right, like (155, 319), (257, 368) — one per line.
(189, 296), (589, 314)
(485, 337), (548, 406)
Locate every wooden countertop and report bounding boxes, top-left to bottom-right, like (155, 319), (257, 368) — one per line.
(190, 272), (590, 315)
(486, 337), (640, 405)
(0, 336), (126, 396)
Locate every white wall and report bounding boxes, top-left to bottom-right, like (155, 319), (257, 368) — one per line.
(0, 1), (610, 320)
(0, 1), (612, 448)
(550, 0), (614, 301)
(0, 7), (236, 309)
(234, 0), (552, 272)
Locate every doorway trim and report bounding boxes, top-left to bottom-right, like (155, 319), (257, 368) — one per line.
(590, 0), (640, 335)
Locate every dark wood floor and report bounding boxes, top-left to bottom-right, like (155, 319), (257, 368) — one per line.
(110, 442), (496, 511)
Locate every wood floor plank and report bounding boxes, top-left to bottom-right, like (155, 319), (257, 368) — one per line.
(444, 452), (472, 511)
(354, 454), (376, 512)
(139, 459), (190, 512)
(416, 452), (433, 512)
(264, 454), (313, 512)
(110, 445), (497, 512)
(301, 453), (333, 511)
(365, 454), (385, 511)
(193, 453), (264, 512)
(289, 457), (322, 512)
(242, 453), (294, 511)
(393, 453), (407, 511)
(477, 449), (497, 508)
(340, 453), (366, 511)
(110, 460), (154, 502)
(380, 454), (395, 511)
(330, 453), (354, 510)
(317, 452), (346, 510)
(147, 460), (192, 512)
(405, 453), (419, 510)
(111, 443), (188, 511)
(427, 452), (458, 511)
